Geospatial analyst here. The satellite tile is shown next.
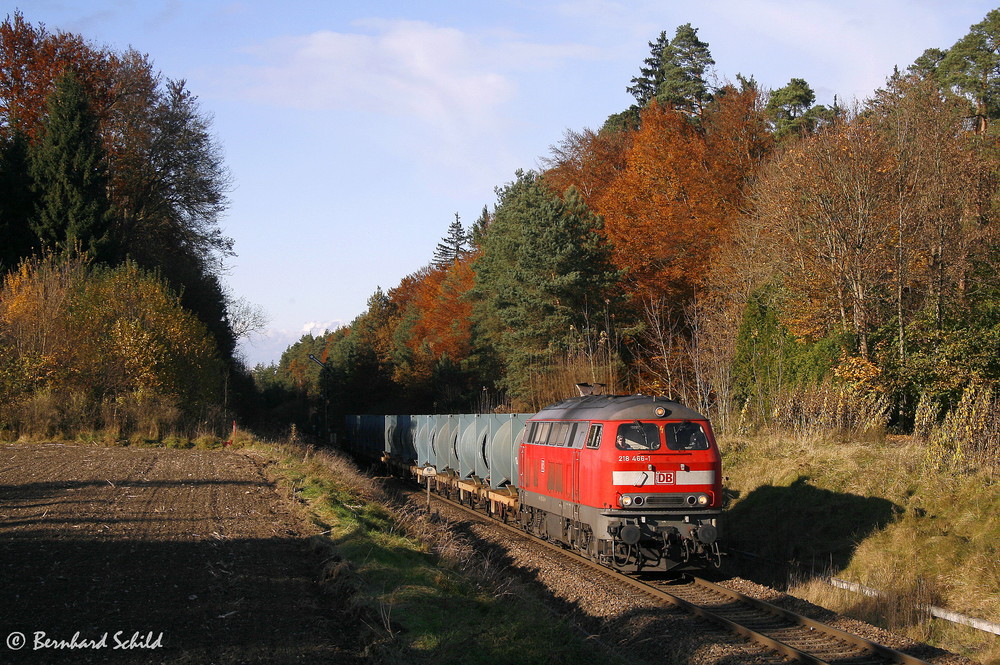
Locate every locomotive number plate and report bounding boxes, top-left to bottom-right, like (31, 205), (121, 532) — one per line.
(618, 455), (651, 462)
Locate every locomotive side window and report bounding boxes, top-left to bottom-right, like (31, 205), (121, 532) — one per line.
(664, 421), (710, 450)
(585, 424), (602, 449)
(527, 421), (552, 445)
(550, 422), (571, 446)
(615, 422), (661, 450)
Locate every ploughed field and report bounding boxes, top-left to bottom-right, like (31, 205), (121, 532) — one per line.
(0, 443), (363, 664)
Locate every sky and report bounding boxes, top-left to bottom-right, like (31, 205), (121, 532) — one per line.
(9, 0), (1000, 366)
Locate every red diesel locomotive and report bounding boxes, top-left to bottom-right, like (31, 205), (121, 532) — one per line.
(516, 394), (722, 572)
(345, 393), (723, 573)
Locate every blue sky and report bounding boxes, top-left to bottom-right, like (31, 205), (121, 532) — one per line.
(10, 0), (999, 365)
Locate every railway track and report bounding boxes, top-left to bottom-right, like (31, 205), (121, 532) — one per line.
(423, 485), (932, 665)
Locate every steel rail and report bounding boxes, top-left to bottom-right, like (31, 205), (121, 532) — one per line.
(679, 575), (932, 665)
(423, 487), (933, 665)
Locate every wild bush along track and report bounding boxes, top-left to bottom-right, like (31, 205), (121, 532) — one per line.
(419, 483), (933, 665)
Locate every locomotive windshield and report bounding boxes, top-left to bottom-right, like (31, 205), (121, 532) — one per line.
(664, 421), (710, 451)
(615, 422), (661, 450)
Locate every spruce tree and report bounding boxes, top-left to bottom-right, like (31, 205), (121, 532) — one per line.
(432, 213), (469, 268)
(626, 25), (715, 118)
(627, 31), (671, 106)
(29, 70), (114, 262)
(0, 127), (38, 270)
(469, 205), (491, 249)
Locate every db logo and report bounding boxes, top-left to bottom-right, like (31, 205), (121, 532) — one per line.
(655, 471), (675, 485)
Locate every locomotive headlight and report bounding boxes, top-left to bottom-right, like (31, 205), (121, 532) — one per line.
(620, 495), (633, 507)
(697, 494), (709, 506)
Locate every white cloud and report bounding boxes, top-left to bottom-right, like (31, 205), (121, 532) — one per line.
(221, 17), (602, 182)
(235, 19), (515, 132)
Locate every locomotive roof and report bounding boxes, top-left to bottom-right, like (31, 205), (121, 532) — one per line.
(531, 394), (707, 422)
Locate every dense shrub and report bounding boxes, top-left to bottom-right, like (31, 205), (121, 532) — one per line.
(0, 252), (223, 439)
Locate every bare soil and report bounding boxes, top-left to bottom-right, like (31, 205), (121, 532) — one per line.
(0, 443), (365, 664)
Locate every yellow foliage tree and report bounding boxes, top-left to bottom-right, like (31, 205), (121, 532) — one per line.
(0, 252), (222, 437)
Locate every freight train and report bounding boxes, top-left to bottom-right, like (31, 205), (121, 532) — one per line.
(345, 392), (723, 572)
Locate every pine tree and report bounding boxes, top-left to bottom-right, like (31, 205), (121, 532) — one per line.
(766, 78), (827, 140)
(938, 8), (1000, 132)
(472, 171), (619, 405)
(432, 213), (469, 267)
(29, 70), (114, 262)
(656, 24), (715, 117)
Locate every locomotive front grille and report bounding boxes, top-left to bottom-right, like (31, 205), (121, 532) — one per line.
(643, 495), (686, 506)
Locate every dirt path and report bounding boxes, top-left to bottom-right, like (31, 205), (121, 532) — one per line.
(0, 443), (363, 664)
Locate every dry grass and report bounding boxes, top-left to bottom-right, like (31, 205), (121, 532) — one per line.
(722, 420), (1000, 664)
(918, 383), (1000, 475)
(749, 382), (890, 441)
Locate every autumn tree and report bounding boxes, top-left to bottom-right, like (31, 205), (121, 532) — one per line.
(0, 12), (111, 141)
(594, 80), (773, 402)
(752, 113), (901, 361)
(540, 126), (632, 206)
(0, 252), (222, 437)
(869, 72), (994, 410)
(596, 102), (718, 302)
(0, 14), (237, 361)
(388, 259), (479, 412)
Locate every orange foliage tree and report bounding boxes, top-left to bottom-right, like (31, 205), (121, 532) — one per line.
(583, 86), (772, 401)
(594, 87), (770, 304)
(541, 126), (633, 206)
(389, 258), (476, 409)
(595, 101), (716, 302)
(749, 114), (897, 360)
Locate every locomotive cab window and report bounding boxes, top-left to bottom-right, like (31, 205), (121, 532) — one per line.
(585, 423), (602, 449)
(615, 422), (660, 451)
(664, 421), (709, 451)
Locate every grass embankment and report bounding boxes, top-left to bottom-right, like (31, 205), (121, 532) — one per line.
(247, 441), (625, 665)
(720, 433), (1000, 664)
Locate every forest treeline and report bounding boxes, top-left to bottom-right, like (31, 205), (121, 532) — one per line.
(0, 13), (262, 440)
(262, 10), (1000, 467)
